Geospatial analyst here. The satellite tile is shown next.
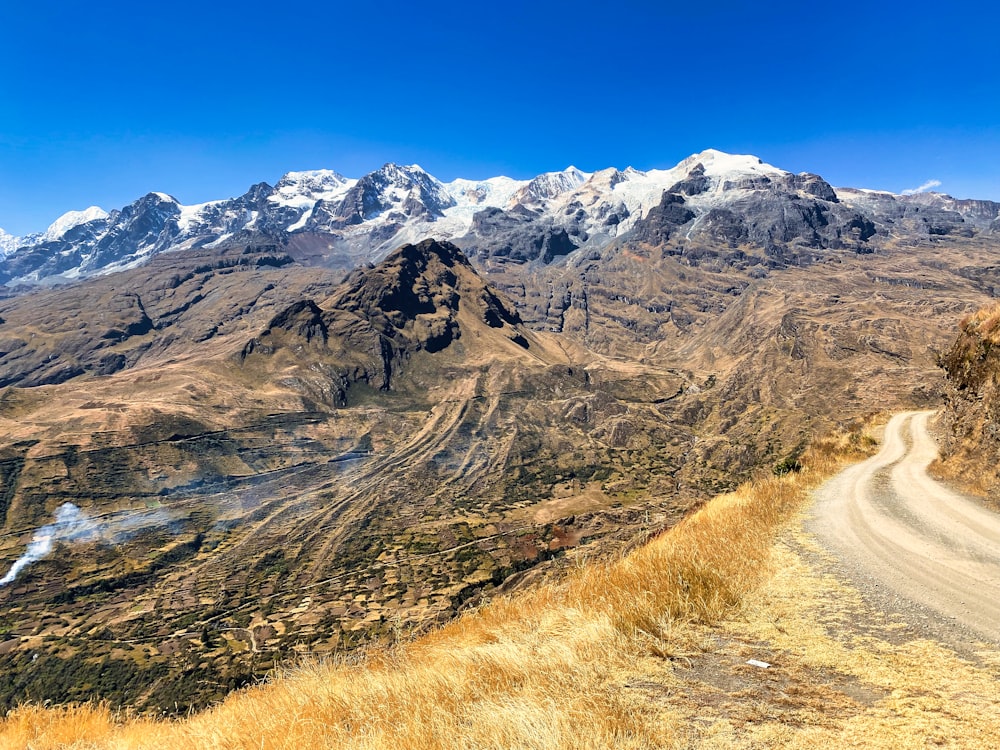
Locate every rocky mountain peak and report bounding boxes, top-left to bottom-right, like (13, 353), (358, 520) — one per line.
(241, 182), (275, 204)
(331, 163), (456, 227)
(40, 206), (110, 243)
(513, 166), (591, 205)
(107, 193), (182, 234)
(142, 192), (180, 207)
(332, 238), (518, 334)
(241, 238), (528, 406)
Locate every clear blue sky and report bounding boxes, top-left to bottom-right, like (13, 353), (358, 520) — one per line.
(2, 0), (999, 236)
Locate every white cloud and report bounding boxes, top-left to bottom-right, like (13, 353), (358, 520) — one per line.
(902, 179), (942, 195)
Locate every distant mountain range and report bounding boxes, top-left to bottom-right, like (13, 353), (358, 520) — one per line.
(2, 149), (999, 287)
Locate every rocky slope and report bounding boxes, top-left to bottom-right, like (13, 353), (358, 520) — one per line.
(934, 302), (1000, 502)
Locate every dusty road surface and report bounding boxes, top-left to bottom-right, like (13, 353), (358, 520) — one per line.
(810, 410), (1000, 644)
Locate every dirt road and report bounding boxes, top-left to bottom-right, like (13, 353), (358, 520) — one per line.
(810, 410), (1000, 644)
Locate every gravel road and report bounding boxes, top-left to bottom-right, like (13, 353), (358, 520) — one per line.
(809, 410), (1000, 645)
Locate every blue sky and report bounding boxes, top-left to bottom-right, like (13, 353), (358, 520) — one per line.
(2, 0), (999, 236)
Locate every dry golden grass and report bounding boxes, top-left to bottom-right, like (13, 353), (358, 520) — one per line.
(4, 417), (998, 749)
(671, 534), (1000, 748)
(960, 301), (1000, 343)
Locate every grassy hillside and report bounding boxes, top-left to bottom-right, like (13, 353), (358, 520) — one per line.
(0, 420), (968, 749)
(9, 419), (999, 748)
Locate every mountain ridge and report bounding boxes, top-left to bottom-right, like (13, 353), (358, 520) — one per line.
(5, 149), (997, 287)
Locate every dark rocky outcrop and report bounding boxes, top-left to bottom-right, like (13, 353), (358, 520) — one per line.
(629, 192), (696, 246)
(240, 239), (531, 404)
(667, 163), (712, 196)
(629, 170), (876, 261)
(459, 206), (580, 263)
(266, 300), (329, 344)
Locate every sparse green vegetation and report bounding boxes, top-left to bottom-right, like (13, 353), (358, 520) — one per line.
(15, 419), (998, 749)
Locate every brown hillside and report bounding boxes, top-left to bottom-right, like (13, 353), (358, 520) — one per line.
(489, 233), (998, 491)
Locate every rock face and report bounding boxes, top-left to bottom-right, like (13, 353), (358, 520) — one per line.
(6, 150), (999, 287)
(329, 163), (456, 227)
(935, 303), (1000, 501)
(628, 192), (696, 246)
(631, 169), (877, 261)
(460, 206), (581, 263)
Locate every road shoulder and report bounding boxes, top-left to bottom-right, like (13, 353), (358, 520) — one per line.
(654, 522), (1000, 747)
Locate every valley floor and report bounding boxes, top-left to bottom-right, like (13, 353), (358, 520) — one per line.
(2, 419), (999, 748)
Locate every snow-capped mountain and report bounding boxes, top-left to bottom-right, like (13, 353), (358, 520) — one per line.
(39, 206), (110, 243)
(2, 149), (998, 286)
(1, 193), (180, 284)
(511, 166), (590, 205)
(268, 170), (356, 232)
(0, 228), (19, 258)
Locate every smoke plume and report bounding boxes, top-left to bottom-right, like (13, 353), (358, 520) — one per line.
(0, 502), (173, 587)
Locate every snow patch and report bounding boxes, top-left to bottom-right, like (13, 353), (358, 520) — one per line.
(286, 207), (314, 232)
(177, 200), (223, 233)
(445, 176), (527, 209)
(205, 232), (234, 249)
(675, 148), (783, 179)
(270, 169), (356, 209)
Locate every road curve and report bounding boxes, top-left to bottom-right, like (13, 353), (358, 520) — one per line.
(809, 410), (1000, 644)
